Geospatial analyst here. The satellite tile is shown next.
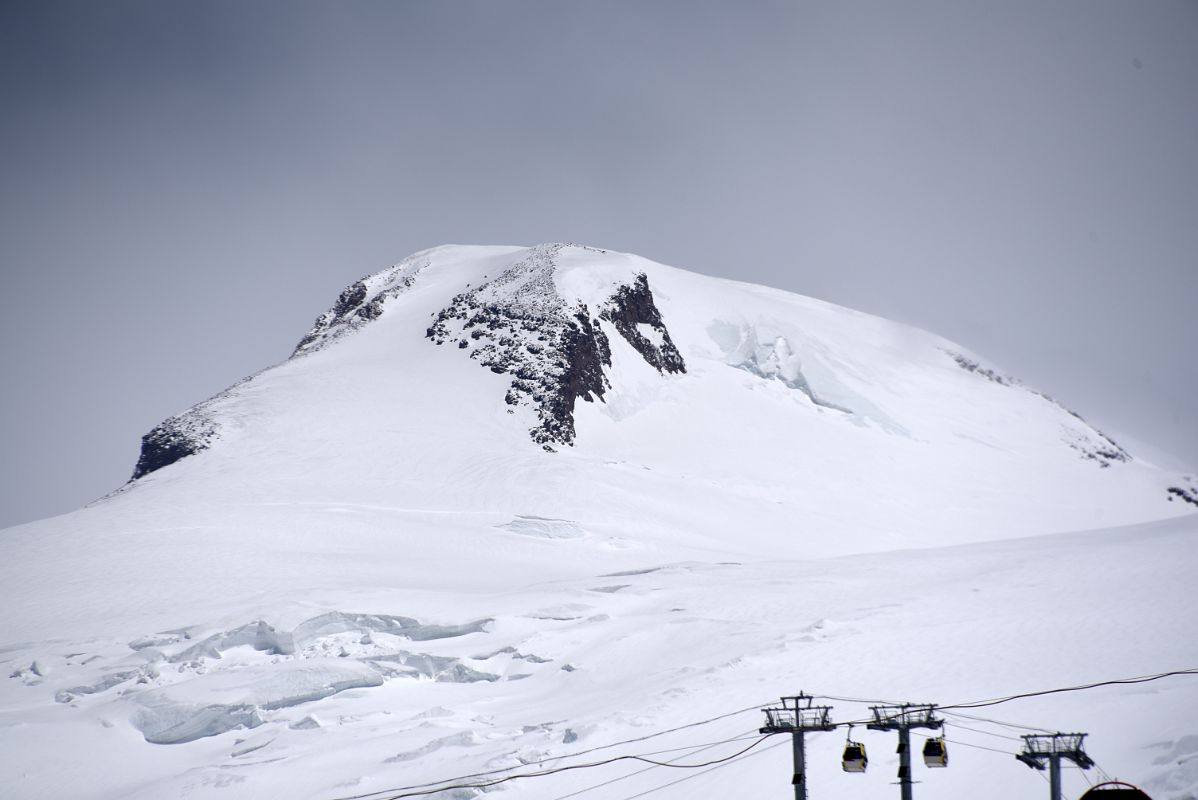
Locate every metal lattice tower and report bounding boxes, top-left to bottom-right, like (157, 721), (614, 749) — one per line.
(1017, 732), (1095, 800)
(866, 704), (944, 800)
(760, 694), (836, 800)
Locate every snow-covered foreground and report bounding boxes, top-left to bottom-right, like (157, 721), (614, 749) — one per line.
(2, 513), (1195, 800)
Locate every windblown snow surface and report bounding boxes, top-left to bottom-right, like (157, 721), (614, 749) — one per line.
(2, 244), (1196, 800)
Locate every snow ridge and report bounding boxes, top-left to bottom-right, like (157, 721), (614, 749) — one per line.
(292, 250), (433, 357)
(948, 350), (1130, 468)
(129, 252), (437, 480)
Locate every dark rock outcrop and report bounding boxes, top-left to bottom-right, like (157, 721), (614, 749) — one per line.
(427, 244), (685, 449)
(949, 353), (1014, 386)
(1166, 481), (1198, 507)
(1059, 409), (1128, 467)
(132, 423), (209, 480)
(129, 398), (224, 480)
(293, 252), (431, 357)
(600, 274), (686, 373)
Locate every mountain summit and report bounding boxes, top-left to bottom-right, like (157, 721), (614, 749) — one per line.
(127, 243), (1192, 554)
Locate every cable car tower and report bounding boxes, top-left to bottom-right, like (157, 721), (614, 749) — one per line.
(866, 703), (944, 800)
(1016, 732), (1095, 800)
(760, 693), (836, 800)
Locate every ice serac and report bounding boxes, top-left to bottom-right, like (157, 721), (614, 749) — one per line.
(426, 243), (685, 448)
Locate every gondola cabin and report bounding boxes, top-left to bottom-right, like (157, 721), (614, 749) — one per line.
(1078, 782), (1152, 800)
(922, 737), (948, 767)
(842, 741), (868, 772)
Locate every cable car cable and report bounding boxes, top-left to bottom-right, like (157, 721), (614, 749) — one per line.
(546, 730), (764, 800)
(613, 737), (788, 800)
(911, 730), (1014, 758)
(936, 717), (1024, 742)
(324, 701), (774, 800)
(813, 692), (907, 705)
(938, 667), (1198, 711)
(359, 735), (777, 800)
(941, 709), (1054, 733)
(812, 668), (1198, 716)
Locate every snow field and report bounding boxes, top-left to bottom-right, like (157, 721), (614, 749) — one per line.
(2, 515), (1196, 799)
(3, 244), (1195, 800)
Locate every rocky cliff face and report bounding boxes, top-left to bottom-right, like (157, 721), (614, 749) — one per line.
(131, 413), (218, 480)
(426, 243), (685, 448)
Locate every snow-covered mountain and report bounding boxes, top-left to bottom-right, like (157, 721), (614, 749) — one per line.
(2, 244), (1196, 800)
(126, 242), (1194, 554)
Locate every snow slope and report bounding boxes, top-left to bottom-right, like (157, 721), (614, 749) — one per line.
(1, 243), (1195, 800)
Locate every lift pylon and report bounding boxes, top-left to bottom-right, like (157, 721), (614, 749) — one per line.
(866, 703), (943, 800)
(1017, 732), (1095, 800)
(760, 694), (836, 800)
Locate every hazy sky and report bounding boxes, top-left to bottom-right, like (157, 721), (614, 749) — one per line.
(2, 0), (1196, 529)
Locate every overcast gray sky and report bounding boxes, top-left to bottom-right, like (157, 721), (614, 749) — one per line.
(2, 0), (1196, 529)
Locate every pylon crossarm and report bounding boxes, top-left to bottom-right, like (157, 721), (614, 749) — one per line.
(866, 704), (943, 731)
(762, 707), (798, 732)
(1017, 752), (1047, 770)
(761, 702), (835, 733)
